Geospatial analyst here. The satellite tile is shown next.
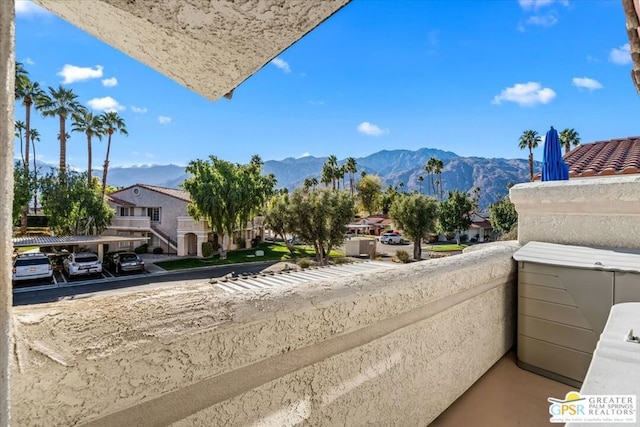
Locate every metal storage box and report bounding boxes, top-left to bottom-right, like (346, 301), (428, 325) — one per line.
(513, 241), (640, 387)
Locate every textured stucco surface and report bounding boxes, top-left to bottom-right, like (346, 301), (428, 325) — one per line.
(11, 242), (518, 426)
(511, 176), (640, 248)
(32, 0), (350, 101)
(0, 2), (15, 425)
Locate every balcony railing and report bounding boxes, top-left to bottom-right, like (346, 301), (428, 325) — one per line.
(108, 216), (151, 230)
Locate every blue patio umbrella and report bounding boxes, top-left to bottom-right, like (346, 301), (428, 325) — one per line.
(541, 126), (569, 181)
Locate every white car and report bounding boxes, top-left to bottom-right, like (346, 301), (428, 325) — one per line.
(380, 233), (403, 244)
(64, 252), (103, 277)
(12, 253), (54, 283)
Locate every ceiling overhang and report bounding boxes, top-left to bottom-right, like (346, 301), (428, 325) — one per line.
(33, 0), (350, 101)
(623, 0), (640, 94)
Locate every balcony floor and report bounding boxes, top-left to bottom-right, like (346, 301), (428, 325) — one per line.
(430, 350), (577, 427)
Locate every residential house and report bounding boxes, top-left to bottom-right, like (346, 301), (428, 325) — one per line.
(106, 183), (258, 257)
(465, 212), (493, 242)
(347, 214), (393, 236)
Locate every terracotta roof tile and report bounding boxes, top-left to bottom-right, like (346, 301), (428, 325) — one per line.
(564, 136), (640, 177)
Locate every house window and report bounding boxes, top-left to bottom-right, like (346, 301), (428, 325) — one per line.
(120, 207), (133, 216)
(147, 207), (160, 222)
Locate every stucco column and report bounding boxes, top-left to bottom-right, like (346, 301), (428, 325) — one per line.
(0, 1), (15, 425)
(197, 233), (207, 257)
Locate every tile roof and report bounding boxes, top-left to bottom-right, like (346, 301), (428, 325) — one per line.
(138, 184), (191, 202)
(564, 137), (640, 178)
(107, 195), (135, 206)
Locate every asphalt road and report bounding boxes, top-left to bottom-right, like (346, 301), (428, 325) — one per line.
(13, 261), (279, 306)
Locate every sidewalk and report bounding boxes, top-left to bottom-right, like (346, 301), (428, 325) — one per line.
(138, 253), (182, 274)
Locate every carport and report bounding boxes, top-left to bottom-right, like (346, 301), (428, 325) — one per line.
(12, 235), (149, 262)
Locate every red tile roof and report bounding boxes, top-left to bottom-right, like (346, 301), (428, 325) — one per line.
(565, 137), (640, 178)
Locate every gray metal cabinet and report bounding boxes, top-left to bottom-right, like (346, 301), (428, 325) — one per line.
(513, 241), (640, 387)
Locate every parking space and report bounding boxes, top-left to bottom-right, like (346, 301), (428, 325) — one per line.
(13, 266), (150, 292)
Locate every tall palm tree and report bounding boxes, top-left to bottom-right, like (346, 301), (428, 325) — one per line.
(518, 130), (541, 181)
(72, 108), (105, 186)
(559, 128), (581, 155)
(38, 85), (82, 176)
(345, 157), (357, 197)
(320, 163), (333, 188)
(433, 158), (444, 199)
(425, 157), (439, 196)
(325, 154), (339, 190)
(14, 61), (29, 100)
(15, 120), (25, 164)
(99, 111), (128, 196)
(17, 80), (45, 174)
(417, 175), (424, 193)
(29, 128), (41, 213)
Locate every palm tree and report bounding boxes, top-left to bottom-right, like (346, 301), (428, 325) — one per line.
(417, 175), (424, 193)
(14, 61), (29, 100)
(433, 158), (444, 199)
(17, 80), (45, 174)
(72, 108), (105, 186)
(38, 85), (82, 175)
(559, 128), (581, 155)
(518, 130), (541, 181)
(326, 154), (339, 190)
(99, 111), (128, 196)
(320, 163), (333, 188)
(15, 120), (25, 164)
(425, 157), (440, 196)
(345, 157), (357, 197)
(29, 128), (41, 213)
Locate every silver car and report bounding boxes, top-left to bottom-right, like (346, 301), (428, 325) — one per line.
(64, 252), (103, 277)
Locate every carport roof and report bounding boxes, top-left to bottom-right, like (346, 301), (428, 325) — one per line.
(12, 235), (149, 248)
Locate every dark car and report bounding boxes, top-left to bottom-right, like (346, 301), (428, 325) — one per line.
(106, 251), (145, 274)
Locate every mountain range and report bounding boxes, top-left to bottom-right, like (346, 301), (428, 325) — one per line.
(30, 148), (536, 210)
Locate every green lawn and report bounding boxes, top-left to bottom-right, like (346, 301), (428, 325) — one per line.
(425, 244), (468, 252)
(155, 242), (343, 271)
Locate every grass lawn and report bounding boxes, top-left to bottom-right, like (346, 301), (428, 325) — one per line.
(425, 243), (468, 252)
(155, 242), (343, 271)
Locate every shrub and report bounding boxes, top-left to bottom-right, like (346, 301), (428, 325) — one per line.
(297, 258), (311, 269)
(332, 256), (352, 265)
(152, 247), (164, 254)
(212, 241), (221, 252)
(236, 237), (246, 248)
(459, 234), (468, 243)
(134, 243), (148, 254)
(202, 241), (214, 258)
(395, 249), (411, 264)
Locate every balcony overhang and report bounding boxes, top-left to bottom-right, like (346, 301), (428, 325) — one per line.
(32, 0), (351, 101)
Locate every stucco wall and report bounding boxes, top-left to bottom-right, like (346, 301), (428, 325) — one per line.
(11, 242), (518, 426)
(1, 1), (15, 424)
(510, 176), (640, 248)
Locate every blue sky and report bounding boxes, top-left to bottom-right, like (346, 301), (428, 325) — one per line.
(14, 0), (638, 170)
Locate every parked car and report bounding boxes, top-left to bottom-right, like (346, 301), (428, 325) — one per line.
(12, 253), (54, 283)
(380, 232), (403, 245)
(64, 252), (102, 277)
(105, 251), (145, 274)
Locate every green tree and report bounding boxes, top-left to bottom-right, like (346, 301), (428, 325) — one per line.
(182, 155), (276, 259)
(389, 193), (439, 260)
(417, 175), (424, 193)
(518, 130), (541, 182)
(14, 61), (29, 99)
(345, 157), (357, 196)
(288, 188), (355, 265)
(72, 108), (105, 186)
(100, 111), (128, 196)
(40, 170), (114, 235)
(14, 120), (25, 164)
(439, 190), (474, 244)
(381, 184), (398, 215)
(559, 128), (581, 155)
(489, 195), (518, 236)
(39, 85), (82, 176)
(264, 192), (296, 256)
(13, 162), (31, 227)
(356, 174), (382, 215)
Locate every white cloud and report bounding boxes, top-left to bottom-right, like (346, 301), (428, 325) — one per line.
(57, 64), (103, 84)
(572, 77), (603, 90)
(23, 57), (35, 65)
(357, 122), (388, 136)
(492, 82), (556, 106)
(525, 13), (558, 27)
(271, 58), (291, 73)
(609, 43), (631, 65)
(158, 116), (172, 125)
(131, 105), (148, 114)
(297, 152), (311, 158)
(518, 0), (568, 10)
(15, 0), (48, 16)
(87, 96), (124, 112)
(101, 77), (118, 87)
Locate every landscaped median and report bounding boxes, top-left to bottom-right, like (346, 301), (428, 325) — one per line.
(154, 242), (344, 271)
(425, 244), (468, 252)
